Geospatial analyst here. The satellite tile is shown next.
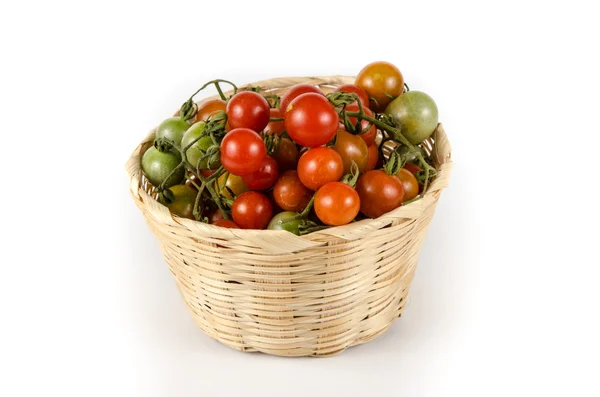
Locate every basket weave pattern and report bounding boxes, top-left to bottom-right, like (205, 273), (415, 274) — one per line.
(127, 76), (452, 357)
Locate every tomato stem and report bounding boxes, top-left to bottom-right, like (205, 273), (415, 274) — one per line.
(341, 161), (360, 188)
(298, 221), (330, 235)
(214, 82), (227, 101)
(179, 79), (238, 120)
(263, 94), (281, 108)
(280, 193), (316, 224)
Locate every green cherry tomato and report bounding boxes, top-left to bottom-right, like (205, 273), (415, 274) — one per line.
(395, 144), (427, 163)
(267, 211), (302, 235)
(181, 122), (220, 170)
(384, 91), (439, 144)
(156, 117), (190, 147)
(166, 185), (198, 219)
(141, 146), (185, 187)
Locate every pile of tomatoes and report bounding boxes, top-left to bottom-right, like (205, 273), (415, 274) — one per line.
(141, 61), (439, 235)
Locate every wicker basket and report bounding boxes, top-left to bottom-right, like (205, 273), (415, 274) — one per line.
(126, 76), (452, 357)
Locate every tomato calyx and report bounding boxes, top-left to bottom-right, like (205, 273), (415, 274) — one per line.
(327, 92), (375, 137)
(154, 137), (175, 153)
(340, 161), (360, 188)
(261, 132), (280, 156)
(264, 94), (281, 109)
(245, 85), (261, 93)
(158, 187), (176, 205)
(383, 152), (403, 176)
(178, 79), (238, 121)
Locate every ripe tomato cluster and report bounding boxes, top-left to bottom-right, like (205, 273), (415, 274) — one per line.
(141, 62), (440, 235)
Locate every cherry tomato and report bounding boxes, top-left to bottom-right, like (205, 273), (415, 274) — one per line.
(264, 108), (285, 135)
(232, 191), (273, 229)
(279, 84), (324, 113)
(141, 147), (184, 188)
(335, 84), (370, 108)
(200, 169), (216, 178)
(314, 182), (360, 226)
(297, 147), (344, 191)
(272, 137), (299, 172)
(220, 128), (266, 176)
(267, 211), (302, 235)
(365, 144), (379, 171)
(332, 129), (369, 173)
(265, 188), (283, 215)
(273, 170), (313, 212)
(375, 152), (385, 169)
(156, 117), (189, 147)
(181, 122), (220, 170)
(395, 168), (419, 202)
(207, 208), (225, 223)
(165, 185), (198, 220)
(213, 219), (239, 228)
(356, 170), (404, 218)
(241, 156), (279, 190)
(195, 99), (226, 122)
(345, 104), (377, 146)
(284, 93), (339, 148)
(298, 146), (309, 157)
(384, 91), (438, 144)
(226, 91), (270, 132)
(216, 173), (249, 200)
(403, 163), (422, 176)
(355, 61), (404, 112)
(186, 171), (217, 191)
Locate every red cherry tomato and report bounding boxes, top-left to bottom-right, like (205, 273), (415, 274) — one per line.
(226, 91), (270, 132)
(273, 137), (299, 171)
(403, 163), (422, 176)
(220, 128), (266, 176)
(365, 144), (379, 171)
(314, 182), (360, 226)
(272, 170), (313, 212)
(231, 191), (273, 229)
(356, 170), (404, 218)
(196, 99), (227, 122)
(355, 61), (404, 112)
(284, 93), (339, 148)
(332, 129), (369, 173)
(212, 219), (239, 228)
(345, 104), (377, 146)
(335, 84), (370, 108)
(241, 156), (279, 190)
(279, 84), (324, 113)
(207, 208), (225, 223)
(297, 147), (344, 191)
(395, 168), (419, 202)
(264, 108), (285, 135)
(200, 169), (216, 178)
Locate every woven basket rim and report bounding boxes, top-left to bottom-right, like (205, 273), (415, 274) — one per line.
(126, 76), (452, 250)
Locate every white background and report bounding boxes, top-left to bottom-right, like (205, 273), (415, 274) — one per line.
(1, 1), (599, 396)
